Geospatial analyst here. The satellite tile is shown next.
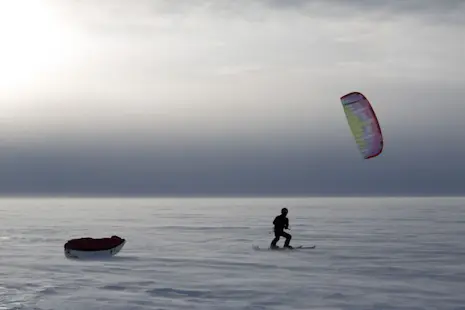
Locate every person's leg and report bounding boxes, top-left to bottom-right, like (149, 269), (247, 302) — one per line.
(282, 231), (292, 247)
(270, 231), (280, 248)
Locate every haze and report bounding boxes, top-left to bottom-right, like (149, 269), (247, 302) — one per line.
(1, 0), (464, 196)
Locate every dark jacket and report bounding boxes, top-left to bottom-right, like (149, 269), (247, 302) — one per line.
(273, 214), (289, 232)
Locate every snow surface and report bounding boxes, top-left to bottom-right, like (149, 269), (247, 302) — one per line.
(1, 197), (465, 310)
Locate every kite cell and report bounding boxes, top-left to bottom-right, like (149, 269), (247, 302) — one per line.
(340, 92), (383, 159)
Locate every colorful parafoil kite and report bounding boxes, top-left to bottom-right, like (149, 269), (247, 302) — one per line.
(340, 92), (383, 159)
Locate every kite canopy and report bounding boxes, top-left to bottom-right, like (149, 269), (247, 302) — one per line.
(340, 92), (383, 159)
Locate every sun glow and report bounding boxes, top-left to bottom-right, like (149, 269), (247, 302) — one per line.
(0, 0), (81, 94)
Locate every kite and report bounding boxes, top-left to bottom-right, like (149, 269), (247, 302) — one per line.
(340, 92), (383, 159)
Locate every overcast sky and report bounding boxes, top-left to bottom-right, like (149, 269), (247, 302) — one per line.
(0, 0), (464, 196)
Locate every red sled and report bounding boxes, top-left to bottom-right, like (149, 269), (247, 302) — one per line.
(64, 235), (126, 259)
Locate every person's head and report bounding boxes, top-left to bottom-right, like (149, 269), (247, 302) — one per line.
(281, 207), (288, 216)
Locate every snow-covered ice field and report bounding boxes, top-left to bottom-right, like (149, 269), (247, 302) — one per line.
(1, 197), (464, 310)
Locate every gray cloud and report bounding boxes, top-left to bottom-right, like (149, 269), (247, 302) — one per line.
(232, 0), (465, 24)
(1, 133), (464, 197)
(265, 0), (465, 13)
(49, 0), (465, 28)
(69, 0), (465, 24)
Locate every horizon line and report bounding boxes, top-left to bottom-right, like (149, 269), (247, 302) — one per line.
(0, 194), (463, 199)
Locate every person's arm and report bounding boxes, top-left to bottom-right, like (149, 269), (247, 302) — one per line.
(285, 218), (289, 229)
